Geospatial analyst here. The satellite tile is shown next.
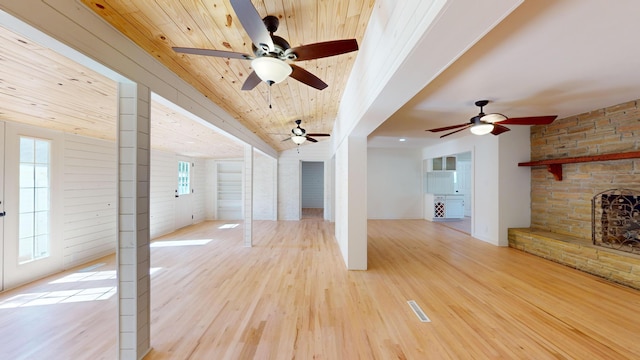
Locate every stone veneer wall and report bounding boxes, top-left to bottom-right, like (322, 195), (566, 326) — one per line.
(529, 99), (640, 241)
(509, 99), (640, 289)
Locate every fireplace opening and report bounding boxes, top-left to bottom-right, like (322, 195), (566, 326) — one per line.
(592, 189), (640, 254)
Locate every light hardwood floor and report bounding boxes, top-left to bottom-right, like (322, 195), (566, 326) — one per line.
(1, 219), (640, 359)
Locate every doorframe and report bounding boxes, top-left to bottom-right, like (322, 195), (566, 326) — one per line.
(0, 122), (5, 291)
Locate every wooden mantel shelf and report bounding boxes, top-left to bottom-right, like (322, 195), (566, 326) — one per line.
(518, 150), (640, 181)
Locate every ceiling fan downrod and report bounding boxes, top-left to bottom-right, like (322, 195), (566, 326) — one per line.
(475, 99), (489, 116)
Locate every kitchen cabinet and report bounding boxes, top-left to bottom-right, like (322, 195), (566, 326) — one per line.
(425, 194), (465, 221)
(432, 156), (456, 171)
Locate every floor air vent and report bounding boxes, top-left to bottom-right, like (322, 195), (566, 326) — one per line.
(407, 300), (431, 322)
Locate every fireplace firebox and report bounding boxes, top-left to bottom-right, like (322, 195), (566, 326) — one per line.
(592, 189), (640, 254)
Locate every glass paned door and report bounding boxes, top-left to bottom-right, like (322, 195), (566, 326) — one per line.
(18, 137), (51, 264)
(175, 159), (193, 229)
(177, 160), (190, 195)
(3, 123), (62, 290)
(0, 122), (5, 291)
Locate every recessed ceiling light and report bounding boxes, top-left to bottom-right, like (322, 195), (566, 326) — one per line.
(399, 138), (407, 142)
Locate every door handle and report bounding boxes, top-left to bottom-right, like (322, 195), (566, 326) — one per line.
(0, 211), (6, 217)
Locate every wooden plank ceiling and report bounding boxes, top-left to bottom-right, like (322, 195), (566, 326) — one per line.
(79, 0), (375, 152)
(0, 25), (244, 159)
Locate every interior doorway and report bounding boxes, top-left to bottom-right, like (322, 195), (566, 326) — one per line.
(301, 161), (324, 219)
(424, 151), (472, 234)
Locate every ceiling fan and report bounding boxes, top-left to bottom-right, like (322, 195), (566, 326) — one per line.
(283, 119), (330, 145)
(172, 0), (359, 91)
(426, 100), (558, 138)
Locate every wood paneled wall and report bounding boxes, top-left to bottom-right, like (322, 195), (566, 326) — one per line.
(62, 134), (117, 268)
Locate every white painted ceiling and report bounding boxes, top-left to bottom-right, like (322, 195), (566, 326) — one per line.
(369, 0), (640, 148)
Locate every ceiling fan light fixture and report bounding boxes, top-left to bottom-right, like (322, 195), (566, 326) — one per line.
(251, 57), (292, 84)
(480, 113), (508, 123)
(470, 123), (494, 135)
(291, 135), (307, 145)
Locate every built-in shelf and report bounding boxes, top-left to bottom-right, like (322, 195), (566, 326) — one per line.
(518, 150), (640, 181)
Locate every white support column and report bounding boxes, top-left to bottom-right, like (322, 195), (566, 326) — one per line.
(271, 156), (278, 221)
(243, 144), (253, 247)
(335, 135), (367, 270)
(117, 82), (151, 359)
(323, 159), (334, 221)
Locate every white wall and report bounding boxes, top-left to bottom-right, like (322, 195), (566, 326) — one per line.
(367, 147), (423, 219)
(205, 159), (217, 220)
(150, 150), (207, 238)
(278, 141), (332, 220)
(253, 151), (277, 220)
(191, 158), (206, 223)
(6, 125), (213, 274)
(335, 136), (367, 270)
(63, 134), (117, 268)
(497, 126), (531, 245)
(330, 0), (524, 265)
(150, 150), (176, 238)
(471, 136), (500, 243)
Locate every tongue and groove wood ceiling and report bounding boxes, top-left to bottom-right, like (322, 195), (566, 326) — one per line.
(79, 0), (375, 152)
(0, 25), (245, 159)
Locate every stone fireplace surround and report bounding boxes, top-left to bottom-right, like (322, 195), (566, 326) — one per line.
(508, 99), (640, 290)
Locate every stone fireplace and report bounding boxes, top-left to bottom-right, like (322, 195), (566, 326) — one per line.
(593, 189), (640, 254)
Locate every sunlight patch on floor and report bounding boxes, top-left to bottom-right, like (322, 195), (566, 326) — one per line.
(150, 239), (212, 247)
(0, 287), (116, 309)
(50, 270), (117, 284)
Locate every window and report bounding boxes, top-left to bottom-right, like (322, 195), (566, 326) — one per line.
(19, 137), (51, 264)
(177, 161), (191, 195)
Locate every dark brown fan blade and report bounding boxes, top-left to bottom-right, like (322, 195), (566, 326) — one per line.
(306, 133), (330, 137)
(305, 136), (318, 143)
(230, 0), (274, 52)
(440, 125), (471, 138)
(173, 47), (252, 60)
(496, 115), (557, 125)
(426, 123), (470, 132)
(241, 71), (262, 90)
(290, 64), (328, 90)
(291, 39), (359, 61)
(491, 124), (511, 135)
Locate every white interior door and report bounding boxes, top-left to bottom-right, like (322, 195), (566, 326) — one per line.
(175, 159), (193, 229)
(3, 122), (63, 290)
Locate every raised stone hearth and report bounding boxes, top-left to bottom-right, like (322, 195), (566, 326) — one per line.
(509, 228), (640, 290)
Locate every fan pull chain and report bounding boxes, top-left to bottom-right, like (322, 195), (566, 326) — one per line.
(267, 80), (274, 109)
